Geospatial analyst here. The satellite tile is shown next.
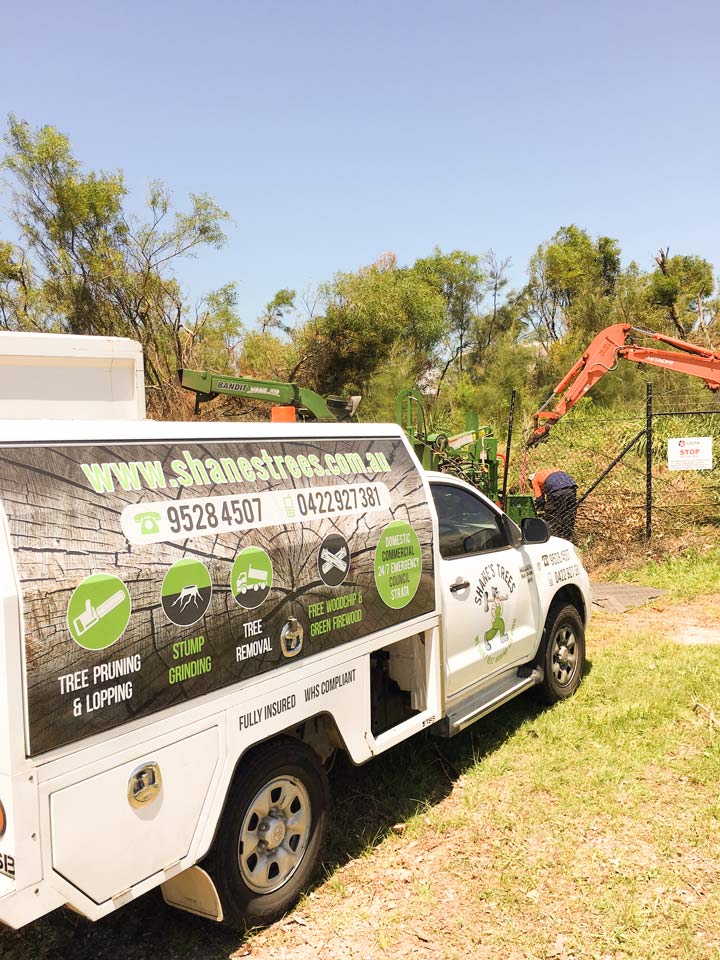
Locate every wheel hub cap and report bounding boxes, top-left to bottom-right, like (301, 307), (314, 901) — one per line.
(238, 775), (312, 894)
(259, 815), (287, 849)
(552, 626), (577, 686)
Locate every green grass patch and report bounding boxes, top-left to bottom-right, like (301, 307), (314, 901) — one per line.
(613, 544), (720, 599)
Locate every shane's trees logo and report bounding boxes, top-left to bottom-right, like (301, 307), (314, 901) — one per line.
(473, 562), (516, 658)
(481, 585), (509, 646)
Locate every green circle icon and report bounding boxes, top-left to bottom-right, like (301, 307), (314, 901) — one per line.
(161, 559), (212, 627)
(231, 547), (273, 609)
(374, 521), (422, 609)
(67, 574), (132, 651)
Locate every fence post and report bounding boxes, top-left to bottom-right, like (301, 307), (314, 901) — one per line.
(646, 381), (653, 540)
(501, 389), (515, 510)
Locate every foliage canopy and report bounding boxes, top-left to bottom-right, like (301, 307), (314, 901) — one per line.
(2, 117), (719, 427)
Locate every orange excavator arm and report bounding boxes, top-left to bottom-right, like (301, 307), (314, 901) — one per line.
(527, 323), (720, 447)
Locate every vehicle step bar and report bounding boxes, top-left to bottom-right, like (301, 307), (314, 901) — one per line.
(437, 666), (544, 737)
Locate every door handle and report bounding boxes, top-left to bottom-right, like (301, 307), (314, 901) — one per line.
(127, 762), (162, 808)
(449, 580), (470, 593)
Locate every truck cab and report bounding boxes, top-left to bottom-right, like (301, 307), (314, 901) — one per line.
(426, 472), (589, 733)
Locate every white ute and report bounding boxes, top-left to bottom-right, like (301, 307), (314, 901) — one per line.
(0, 333), (591, 930)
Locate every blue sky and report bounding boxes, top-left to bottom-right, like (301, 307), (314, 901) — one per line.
(2, 0), (718, 326)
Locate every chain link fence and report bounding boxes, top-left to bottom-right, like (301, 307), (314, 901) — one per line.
(509, 384), (720, 569)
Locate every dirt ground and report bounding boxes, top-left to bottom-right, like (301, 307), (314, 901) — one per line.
(599, 594), (720, 643)
(2, 596), (719, 960)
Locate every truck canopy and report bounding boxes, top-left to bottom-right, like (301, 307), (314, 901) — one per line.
(0, 332), (145, 420)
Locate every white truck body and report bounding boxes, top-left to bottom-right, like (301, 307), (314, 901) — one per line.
(0, 332), (145, 421)
(0, 334), (591, 930)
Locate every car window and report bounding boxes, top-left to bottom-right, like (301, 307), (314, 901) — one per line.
(430, 483), (507, 560)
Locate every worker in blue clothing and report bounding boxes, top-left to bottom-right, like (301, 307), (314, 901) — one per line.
(529, 468), (577, 540)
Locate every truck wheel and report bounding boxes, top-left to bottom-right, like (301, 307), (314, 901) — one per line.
(206, 736), (330, 930)
(536, 602), (585, 704)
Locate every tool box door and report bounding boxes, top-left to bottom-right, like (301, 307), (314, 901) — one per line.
(49, 726), (218, 904)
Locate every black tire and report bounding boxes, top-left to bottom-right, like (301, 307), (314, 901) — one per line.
(535, 602), (585, 704)
(204, 736), (330, 931)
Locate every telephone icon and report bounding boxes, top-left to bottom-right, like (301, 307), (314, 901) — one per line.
(134, 511), (162, 536)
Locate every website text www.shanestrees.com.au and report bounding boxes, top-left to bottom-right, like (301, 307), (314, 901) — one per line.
(80, 447), (393, 495)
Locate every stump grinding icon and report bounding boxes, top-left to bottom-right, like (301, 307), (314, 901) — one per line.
(67, 573), (132, 651)
(480, 585), (509, 649)
(231, 547), (273, 610)
(161, 559), (212, 627)
(317, 533), (350, 587)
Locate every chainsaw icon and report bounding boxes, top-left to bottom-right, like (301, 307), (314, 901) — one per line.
(73, 589), (126, 636)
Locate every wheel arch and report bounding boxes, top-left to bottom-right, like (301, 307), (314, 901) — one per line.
(200, 726), (334, 929)
(201, 712), (349, 862)
(535, 591), (586, 704)
(550, 583), (587, 624)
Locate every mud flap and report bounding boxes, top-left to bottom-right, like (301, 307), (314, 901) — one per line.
(161, 865), (223, 922)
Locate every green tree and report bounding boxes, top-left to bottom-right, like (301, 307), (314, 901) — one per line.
(471, 250), (515, 367)
(296, 253), (446, 395)
(648, 248), (714, 339)
(413, 248), (487, 384)
(1, 116), (233, 414)
(260, 288), (297, 335)
(182, 283), (243, 373)
(234, 329), (299, 382)
(0, 240), (48, 331)
(522, 225), (621, 348)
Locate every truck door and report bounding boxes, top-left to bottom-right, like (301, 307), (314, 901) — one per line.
(430, 481), (539, 699)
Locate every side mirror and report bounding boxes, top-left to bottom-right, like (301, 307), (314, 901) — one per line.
(521, 516), (549, 544)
